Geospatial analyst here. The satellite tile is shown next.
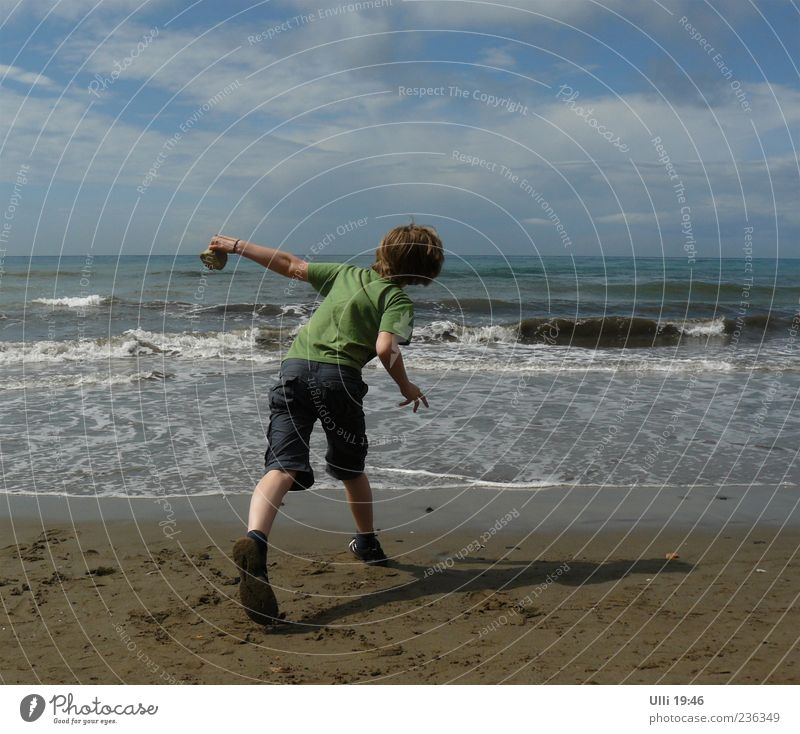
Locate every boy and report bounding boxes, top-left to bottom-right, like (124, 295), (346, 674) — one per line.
(207, 224), (444, 625)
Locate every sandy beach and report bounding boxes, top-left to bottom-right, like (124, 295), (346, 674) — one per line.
(1, 488), (797, 684)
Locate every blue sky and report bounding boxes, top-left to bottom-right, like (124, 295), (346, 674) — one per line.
(1, 0), (797, 258)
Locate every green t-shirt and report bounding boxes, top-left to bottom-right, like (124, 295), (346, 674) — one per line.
(284, 263), (415, 371)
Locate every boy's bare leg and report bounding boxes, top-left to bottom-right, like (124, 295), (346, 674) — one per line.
(234, 469), (294, 625)
(343, 472), (374, 533)
(247, 469), (296, 536)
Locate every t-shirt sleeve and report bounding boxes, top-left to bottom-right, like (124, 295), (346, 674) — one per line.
(379, 290), (415, 345)
(307, 263), (345, 296)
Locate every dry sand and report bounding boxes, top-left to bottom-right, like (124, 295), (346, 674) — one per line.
(1, 490), (798, 684)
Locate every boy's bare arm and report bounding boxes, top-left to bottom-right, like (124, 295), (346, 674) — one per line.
(376, 331), (428, 412)
(208, 234), (308, 281)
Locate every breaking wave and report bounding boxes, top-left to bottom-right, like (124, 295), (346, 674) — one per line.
(417, 315), (787, 348)
(32, 295), (110, 308)
(1, 370), (172, 392)
(0, 327), (286, 365)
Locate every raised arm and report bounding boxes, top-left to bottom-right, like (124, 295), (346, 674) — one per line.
(375, 331), (428, 412)
(208, 234), (308, 281)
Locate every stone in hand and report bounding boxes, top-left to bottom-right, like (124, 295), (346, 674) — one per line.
(199, 247), (227, 270)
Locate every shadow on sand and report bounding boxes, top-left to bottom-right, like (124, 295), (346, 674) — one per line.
(270, 555), (694, 632)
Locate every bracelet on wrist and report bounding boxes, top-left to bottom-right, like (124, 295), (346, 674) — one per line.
(232, 239), (241, 254)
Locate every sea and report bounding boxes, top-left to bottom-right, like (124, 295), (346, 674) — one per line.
(1, 254), (798, 498)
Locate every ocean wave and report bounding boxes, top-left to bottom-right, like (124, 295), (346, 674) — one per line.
(415, 315), (786, 348)
(598, 280), (799, 300)
(31, 297), (315, 319)
(418, 297), (526, 314)
(0, 370), (172, 392)
(373, 466), (561, 489)
(416, 320), (520, 344)
(405, 353), (740, 374)
(0, 327), (285, 365)
(681, 318), (726, 337)
(32, 294), (110, 308)
(0, 312), (790, 369)
(184, 302), (286, 316)
(517, 315), (715, 346)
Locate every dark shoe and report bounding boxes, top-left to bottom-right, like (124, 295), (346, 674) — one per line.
(348, 536), (389, 566)
(232, 537), (279, 625)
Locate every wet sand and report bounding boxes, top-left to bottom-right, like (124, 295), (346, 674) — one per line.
(1, 488), (798, 684)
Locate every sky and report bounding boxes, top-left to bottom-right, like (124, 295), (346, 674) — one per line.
(0, 0), (798, 259)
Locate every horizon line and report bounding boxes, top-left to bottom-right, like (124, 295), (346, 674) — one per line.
(7, 254), (800, 260)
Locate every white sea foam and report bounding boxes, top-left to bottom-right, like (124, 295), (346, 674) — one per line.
(416, 319), (518, 344)
(373, 466), (560, 489)
(3, 481), (797, 499)
(404, 349), (739, 374)
(0, 320), (784, 375)
(1, 370), (171, 391)
(676, 317), (726, 337)
(279, 303), (315, 318)
(416, 317), (731, 346)
(32, 294), (107, 308)
(0, 328), (280, 365)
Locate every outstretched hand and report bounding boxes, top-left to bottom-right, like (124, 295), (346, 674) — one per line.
(208, 234), (239, 254)
(398, 382), (429, 413)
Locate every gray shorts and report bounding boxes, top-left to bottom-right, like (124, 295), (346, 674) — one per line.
(264, 359), (369, 491)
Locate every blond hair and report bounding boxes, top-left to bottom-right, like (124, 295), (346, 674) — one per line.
(372, 223), (444, 286)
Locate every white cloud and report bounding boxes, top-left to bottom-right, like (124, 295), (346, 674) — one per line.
(477, 46), (516, 68)
(595, 212), (656, 224)
(0, 0), (160, 22)
(395, 0), (683, 28)
(0, 63), (56, 88)
(2, 1), (795, 255)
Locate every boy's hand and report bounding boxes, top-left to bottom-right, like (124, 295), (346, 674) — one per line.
(208, 234), (240, 254)
(398, 382), (428, 413)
